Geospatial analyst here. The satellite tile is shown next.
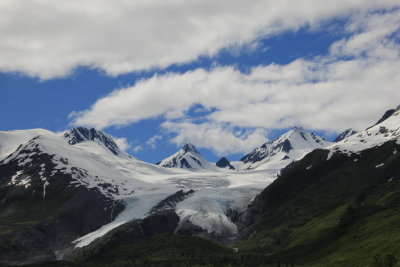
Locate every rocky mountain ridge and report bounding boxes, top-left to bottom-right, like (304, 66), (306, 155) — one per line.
(0, 105), (399, 266)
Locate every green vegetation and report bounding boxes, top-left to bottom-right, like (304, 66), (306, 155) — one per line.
(27, 234), (274, 267)
(0, 183), (76, 234)
(237, 141), (400, 266)
(0, 198), (59, 234)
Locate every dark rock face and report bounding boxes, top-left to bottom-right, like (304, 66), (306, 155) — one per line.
(150, 189), (195, 214)
(240, 148), (265, 164)
(190, 156), (203, 167)
(240, 138), (293, 165)
(226, 208), (240, 223)
(175, 220), (204, 236)
(275, 139), (292, 153)
(216, 157), (235, 170)
(334, 129), (357, 142)
(182, 143), (200, 154)
(366, 109), (396, 130)
(180, 158), (192, 168)
(64, 127), (121, 156)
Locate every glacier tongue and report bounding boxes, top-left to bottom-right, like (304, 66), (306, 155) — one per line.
(73, 191), (175, 248)
(73, 168), (277, 247)
(176, 187), (262, 236)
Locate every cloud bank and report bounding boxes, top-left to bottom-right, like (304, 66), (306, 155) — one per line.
(70, 9), (400, 154)
(162, 122), (268, 155)
(1, 0), (398, 79)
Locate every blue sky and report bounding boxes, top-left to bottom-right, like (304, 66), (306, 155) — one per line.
(1, 1), (400, 163)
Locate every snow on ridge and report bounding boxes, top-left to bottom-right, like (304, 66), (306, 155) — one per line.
(375, 163), (384, 168)
(157, 143), (220, 172)
(0, 128), (308, 248)
(334, 128), (357, 142)
(328, 108), (400, 154)
(238, 127), (331, 170)
(9, 170), (31, 188)
(3, 131), (274, 241)
(3, 132), (185, 199)
(10, 113), (400, 249)
(62, 127), (133, 160)
(0, 129), (53, 160)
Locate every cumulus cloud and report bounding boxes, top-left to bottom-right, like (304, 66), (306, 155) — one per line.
(162, 121), (268, 155)
(68, 8), (400, 154)
(72, 9), (400, 132)
(1, 0), (399, 79)
(112, 136), (131, 151)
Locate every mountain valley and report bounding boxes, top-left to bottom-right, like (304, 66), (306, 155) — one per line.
(0, 106), (400, 266)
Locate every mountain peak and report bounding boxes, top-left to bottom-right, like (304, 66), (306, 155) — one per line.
(334, 128), (357, 142)
(329, 105), (400, 152)
(291, 126), (306, 132)
(157, 143), (216, 171)
(366, 107), (398, 130)
(240, 128), (331, 170)
(63, 127), (121, 156)
(181, 143), (199, 154)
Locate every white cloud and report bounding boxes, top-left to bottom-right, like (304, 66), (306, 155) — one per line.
(145, 135), (163, 149)
(70, 8), (400, 154)
(330, 10), (400, 59)
(162, 121), (268, 155)
(112, 136), (131, 151)
(1, 0), (399, 79)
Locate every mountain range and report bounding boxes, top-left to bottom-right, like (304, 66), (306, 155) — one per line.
(0, 105), (399, 266)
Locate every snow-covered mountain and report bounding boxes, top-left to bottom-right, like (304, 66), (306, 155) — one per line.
(2, 105), (400, 266)
(329, 106), (400, 154)
(236, 127), (331, 170)
(1, 130), (184, 200)
(0, 129), (53, 159)
(2, 106), (400, 265)
(157, 143), (219, 171)
(366, 107), (397, 130)
(63, 127), (131, 158)
(0, 128), (275, 262)
(334, 128), (357, 142)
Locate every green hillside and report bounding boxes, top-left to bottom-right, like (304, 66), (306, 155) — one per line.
(237, 140), (400, 266)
